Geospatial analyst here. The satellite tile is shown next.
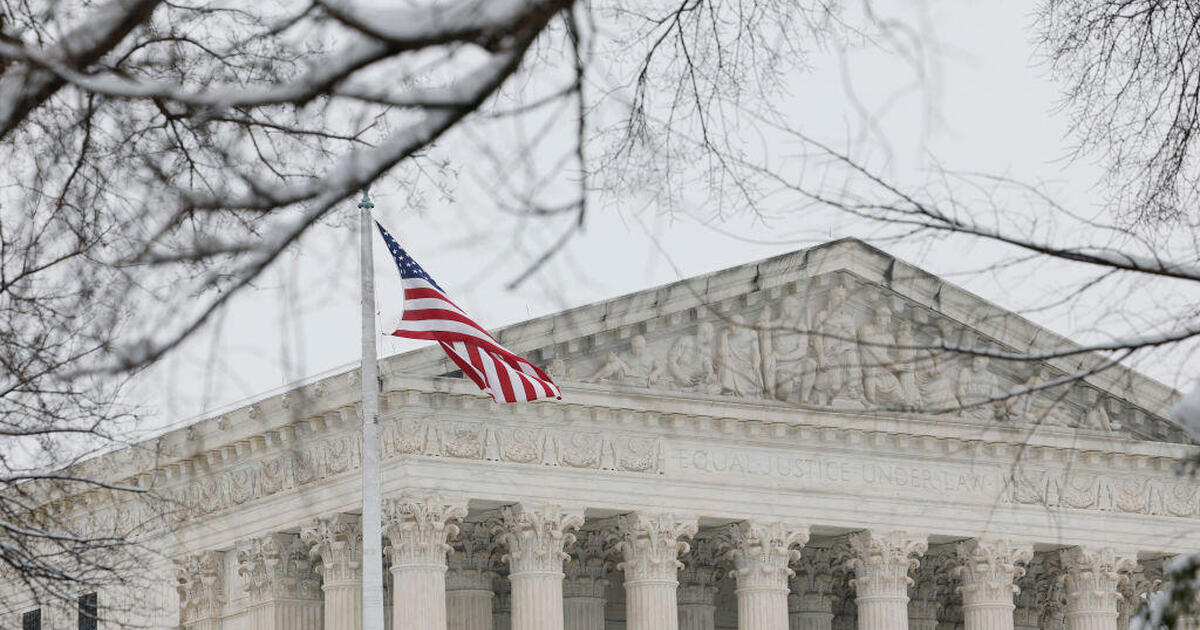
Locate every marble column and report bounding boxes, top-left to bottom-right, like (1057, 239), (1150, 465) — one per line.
(1060, 547), (1136, 630)
(235, 533), (322, 630)
(380, 493), (468, 630)
(678, 537), (723, 630)
(566, 531), (614, 630)
(726, 520), (810, 630)
(617, 513), (698, 630)
(494, 573), (513, 630)
(1117, 558), (1161, 630)
(497, 503), (585, 630)
(954, 540), (1033, 630)
(848, 530), (928, 630)
(907, 551), (945, 630)
(175, 551), (225, 630)
(301, 513), (364, 630)
(789, 547), (840, 630)
(446, 522), (499, 630)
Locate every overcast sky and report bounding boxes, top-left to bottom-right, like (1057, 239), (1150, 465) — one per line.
(136, 1), (1188, 430)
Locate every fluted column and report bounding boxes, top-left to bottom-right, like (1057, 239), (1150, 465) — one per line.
(954, 540), (1033, 630)
(236, 533), (322, 630)
(1060, 548), (1136, 630)
(678, 537), (723, 630)
(566, 530), (614, 630)
(175, 551), (225, 630)
(726, 520), (810, 630)
(301, 513), (364, 630)
(789, 547), (840, 630)
(497, 503), (585, 630)
(446, 522), (499, 630)
(848, 530), (928, 630)
(380, 493), (467, 630)
(494, 573), (513, 630)
(907, 551), (947, 630)
(617, 513), (698, 630)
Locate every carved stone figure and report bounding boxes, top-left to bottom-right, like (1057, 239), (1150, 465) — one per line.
(546, 358), (576, 381)
(666, 321), (720, 394)
(1080, 389), (1114, 431)
(1004, 365), (1072, 427)
(811, 282), (863, 406)
(586, 334), (664, 387)
(857, 306), (910, 407)
(760, 296), (817, 403)
(893, 318), (922, 406)
(918, 353), (959, 413)
(956, 355), (1001, 421)
(717, 314), (763, 397)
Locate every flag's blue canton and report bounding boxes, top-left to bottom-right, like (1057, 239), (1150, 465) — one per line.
(376, 222), (445, 293)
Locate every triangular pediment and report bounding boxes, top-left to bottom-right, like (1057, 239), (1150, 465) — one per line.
(382, 239), (1186, 443)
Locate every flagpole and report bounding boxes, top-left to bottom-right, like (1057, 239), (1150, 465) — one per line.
(358, 189), (385, 630)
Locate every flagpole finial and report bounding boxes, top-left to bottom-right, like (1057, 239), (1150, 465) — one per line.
(358, 189), (374, 210)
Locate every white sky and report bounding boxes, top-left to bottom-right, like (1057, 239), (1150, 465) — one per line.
(137, 1), (1193, 429)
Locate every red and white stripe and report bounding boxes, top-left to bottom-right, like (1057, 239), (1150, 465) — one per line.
(391, 278), (561, 403)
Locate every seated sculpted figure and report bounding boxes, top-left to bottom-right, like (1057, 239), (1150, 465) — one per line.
(857, 306), (909, 407)
(586, 334), (664, 387)
(761, 296), (818, 402)
(918, 352), (959, 413)
(1079, 388), (1115, 431)
(956, 355), (1002, 421)
(667, 321), (721, 394)
(717, 314), (763, 397)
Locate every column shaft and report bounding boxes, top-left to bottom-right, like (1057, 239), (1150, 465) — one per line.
(447, 588), (494, 630)
(512, 573), (566, 630)
(565, 595), (607, 630)
(392, 566), (447, 629)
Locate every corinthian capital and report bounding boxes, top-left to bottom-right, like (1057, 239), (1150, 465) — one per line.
(382, 492), (468, 569)
(447, 521), (502, 591)
(615, 512), (698, 583)
(236, 532), (321, 602)
(175, 550), (225, 623)
(300, 512), (363, 584)
(1060, 547), (1137, 615)
(954, 539), (1033, 604)
(496, 503), (585, 575)
(847, 530), (928, 598)
(724, 520), (810, 589)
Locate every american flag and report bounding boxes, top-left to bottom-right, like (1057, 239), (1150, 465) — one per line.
(377, 222), (561, 403)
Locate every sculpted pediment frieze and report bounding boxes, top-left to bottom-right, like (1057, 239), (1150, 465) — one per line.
(534, 272), (1180, 442)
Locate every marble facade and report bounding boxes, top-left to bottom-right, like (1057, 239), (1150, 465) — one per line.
(6, 239), (1199, 629)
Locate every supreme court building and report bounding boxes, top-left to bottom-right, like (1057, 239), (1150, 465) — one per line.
(8, 238), (1200, 630)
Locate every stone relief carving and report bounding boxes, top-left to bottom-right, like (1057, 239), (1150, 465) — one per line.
(236, 532), (321, 602)
(549, 273), (1160, 435)
(544, 272), (1176, 438)
(761, 296), (817, 403)
(717, 314), (763, 397)
(586, 334), (665, 387)
(175, 550), (225, 623)
(667, 321), (720, 394)
(811, 280), (863, 406)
